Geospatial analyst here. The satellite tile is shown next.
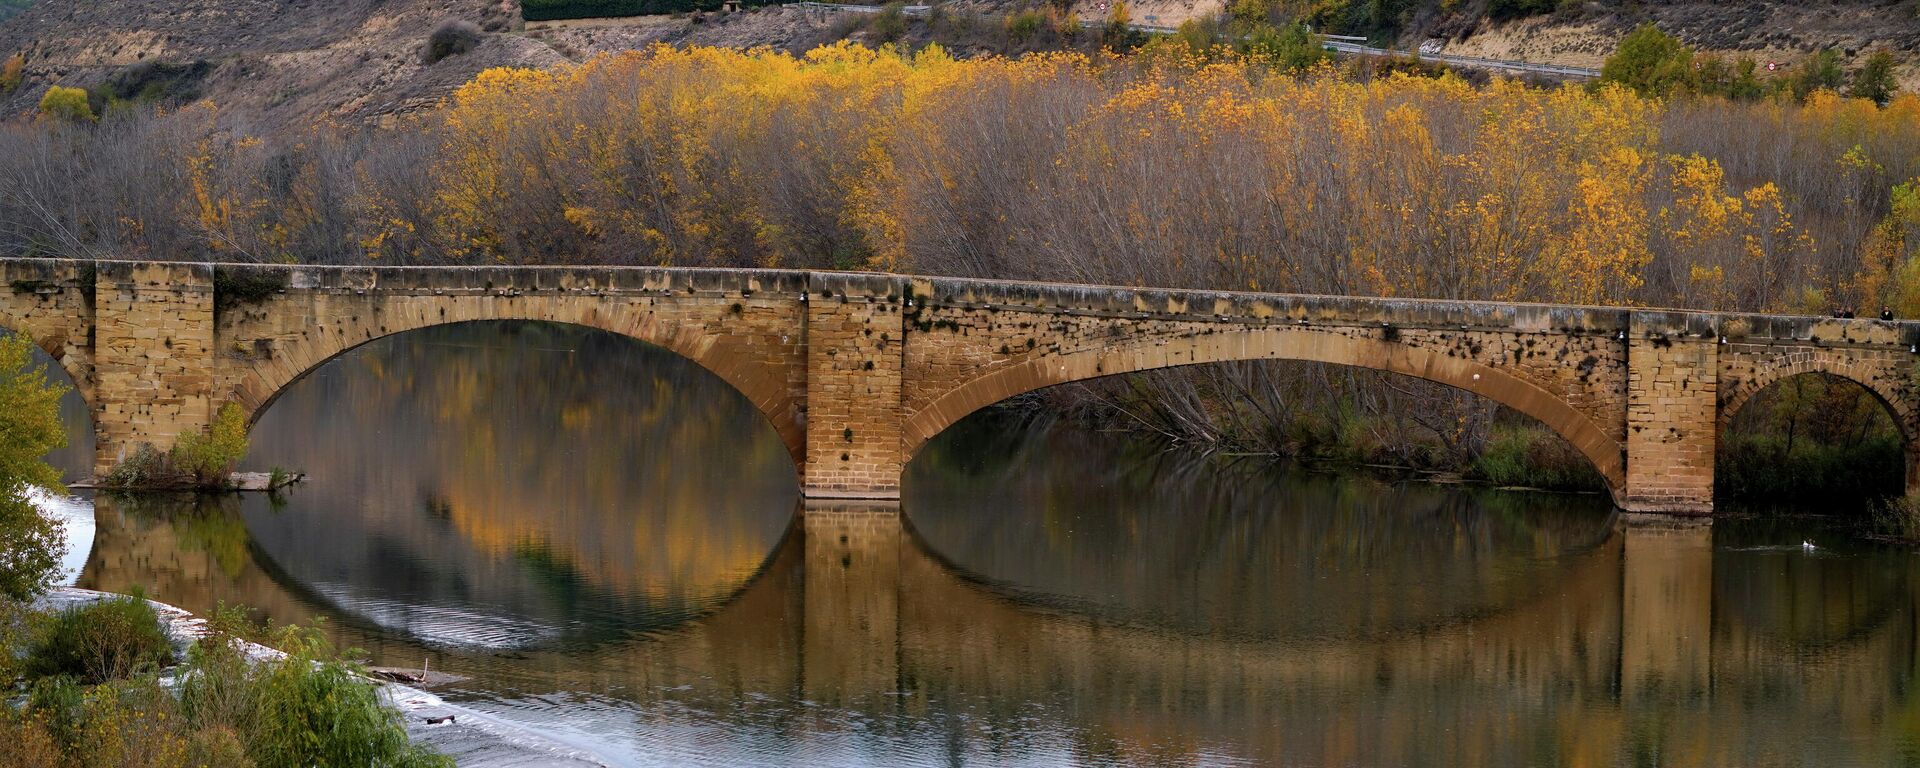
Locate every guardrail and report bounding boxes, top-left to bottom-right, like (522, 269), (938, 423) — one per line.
(789, 1), (1601, 79)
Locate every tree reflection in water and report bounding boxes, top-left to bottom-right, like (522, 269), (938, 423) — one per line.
(67, 323), (1920, 767)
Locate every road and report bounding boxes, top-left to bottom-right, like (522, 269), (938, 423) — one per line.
(790, 2), (1602, 79)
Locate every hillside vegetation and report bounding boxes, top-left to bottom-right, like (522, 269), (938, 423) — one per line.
(1, 0), (1917, 127)
(1, 43), (1916, 491)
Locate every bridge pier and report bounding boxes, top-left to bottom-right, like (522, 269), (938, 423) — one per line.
(800, 274), (907, 500)
(89, 262), (217, 477)
(1620, 315), (1720, 515)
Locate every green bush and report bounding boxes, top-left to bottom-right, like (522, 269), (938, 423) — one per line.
(91, 59), (211, 112)
(5, 601), (447, 767)
(1487, 0), (1556, 20)
(1787, 48), (1845, 101)
(20, 673), (258, 768)
(27, 596), (175, 685)
(1243, 21), (1328, 71)
(1100, 0), (1146, 52)
(171, 403), (250, 486)
(102, 402), (251, 489)
(182, 614), (451, 768)
(870, 3), (908, 43)
(1716, 431), (1904, 503)
(1006, 10), (1050, 43)
(1848, 50), (1900, 106)
(1599, 23), (1693, 97)
(1471, 424), (1604, 490)
(36, 85), (94, 123)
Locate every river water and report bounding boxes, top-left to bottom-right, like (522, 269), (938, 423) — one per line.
(39, 322), (1920, 767)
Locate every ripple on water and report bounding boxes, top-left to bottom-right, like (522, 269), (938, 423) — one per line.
(306, 582), (564, 650)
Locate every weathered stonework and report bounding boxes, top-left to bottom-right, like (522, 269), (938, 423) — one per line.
(91, 262), (216, 474)
(0, 259), (96, 405)
(1622, 314), (1719, 514)
(802, 274), (906, 498)
(6, 256), (1919, 513)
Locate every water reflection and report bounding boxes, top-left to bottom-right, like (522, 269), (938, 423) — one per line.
(86, 322), (799, 650)
(905, 417), (1617, 642)
(64, 322), (1920, 766)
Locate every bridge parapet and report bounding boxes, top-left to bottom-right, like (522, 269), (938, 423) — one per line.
(212, 262), (815, 298)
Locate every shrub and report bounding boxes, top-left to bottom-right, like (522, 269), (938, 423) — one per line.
(1599, 23), (1693, 97)
(520, 0), (776, 21)
(0, 709), (61, 768)
(1471, 424), (1604, 490)
(22, 673), (252, 768)
(1244, 21), (1327, 71)
(1101, 0), (1146, 51)
(6, 601), (446, 767)
(1716, 431), (1904, 503)
(100, 444), (167, 489)
(104, 403), (251, 489)
(1487, 0), (1556, 20)
(182, 616), (452, 768)
(1788, 49), (1846, 101)
(93, 59), (211, 109)
(0, 53), (22, 96)
(869, 3), (908, 43)
(27, 596), (175, 684)
(1849, 50), (1900, 106)
(1872, 493), (1920, 540)
(36, 85), (94, 123)
(66, 676), (196, 768)
(424, 19), (484, 64)
(1006, 10), (1048, 43)
(170, 403), (251, 486)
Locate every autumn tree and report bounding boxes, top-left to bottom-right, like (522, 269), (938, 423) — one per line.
(0, 334), (67, 601)
(0, 54), (22, 97)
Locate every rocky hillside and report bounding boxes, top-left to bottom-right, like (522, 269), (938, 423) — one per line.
(0, 0), (565, 128)
(1, 0), (1916, 130)
(1427, 0), (1920, 79)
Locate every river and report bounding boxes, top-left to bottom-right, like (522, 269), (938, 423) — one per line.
(37, 322), (1920, 767)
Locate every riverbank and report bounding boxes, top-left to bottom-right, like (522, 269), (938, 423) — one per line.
(31, 587), (613, 768)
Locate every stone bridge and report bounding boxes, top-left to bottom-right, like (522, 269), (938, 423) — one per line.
(4, 258), (1918, 514)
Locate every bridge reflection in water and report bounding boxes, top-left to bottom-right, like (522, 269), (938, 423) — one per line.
(77, 492), (1920, 767)
(60, 321), (1920, 766)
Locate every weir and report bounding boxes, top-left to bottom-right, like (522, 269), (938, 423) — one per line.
(4, 257), (1917, 514)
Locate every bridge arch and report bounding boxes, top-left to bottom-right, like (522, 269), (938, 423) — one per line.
(224, 300), (807, 468)
(1717, 354), (1918, 495)
(902, 325), (1628, 496)
(1718, 357), (1916, 441)
(0, 317), (93, 409)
